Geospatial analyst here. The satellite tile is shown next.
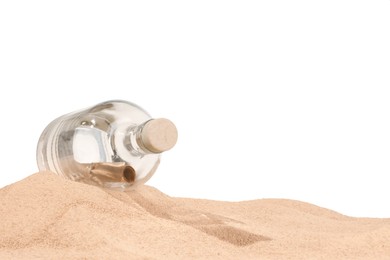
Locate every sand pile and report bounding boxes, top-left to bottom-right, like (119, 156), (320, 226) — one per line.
(1, 172), (389, 259)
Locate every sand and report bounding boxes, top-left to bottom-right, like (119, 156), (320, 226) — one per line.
(0, 172), (389, 259)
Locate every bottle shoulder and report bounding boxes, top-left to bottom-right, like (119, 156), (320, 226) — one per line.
(86, 100), (152, 127)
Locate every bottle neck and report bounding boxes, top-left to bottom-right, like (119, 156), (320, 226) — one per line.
(125, 122), (152, 156)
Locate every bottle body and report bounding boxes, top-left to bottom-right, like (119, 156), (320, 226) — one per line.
(37, 100), (176, 190)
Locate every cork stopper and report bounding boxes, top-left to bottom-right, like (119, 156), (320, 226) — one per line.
(141, 118), (178, 153)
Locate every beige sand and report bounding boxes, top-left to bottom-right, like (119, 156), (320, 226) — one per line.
(0, 172), (389, 259)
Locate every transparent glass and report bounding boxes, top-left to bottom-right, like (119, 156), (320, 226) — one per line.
(36, 100), (177, 191)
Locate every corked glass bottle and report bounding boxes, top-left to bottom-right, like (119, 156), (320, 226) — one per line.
(36, 100), (178, 190)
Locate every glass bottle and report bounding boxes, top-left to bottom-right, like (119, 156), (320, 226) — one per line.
(36, 100), (178, 190)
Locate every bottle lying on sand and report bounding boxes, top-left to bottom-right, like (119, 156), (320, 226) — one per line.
(36, 100), (178, 191)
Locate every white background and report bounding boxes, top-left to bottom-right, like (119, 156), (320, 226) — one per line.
(1, 0), (390, 217)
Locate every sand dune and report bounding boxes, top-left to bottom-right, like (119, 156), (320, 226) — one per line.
(1, 172), (389, 259)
